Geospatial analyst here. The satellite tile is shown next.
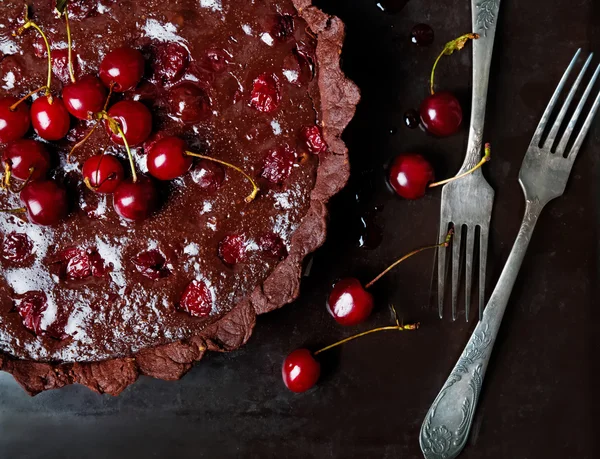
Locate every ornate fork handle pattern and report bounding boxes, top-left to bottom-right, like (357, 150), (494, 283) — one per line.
(461, 0), (501, 172)
(420, 199), (545, 459)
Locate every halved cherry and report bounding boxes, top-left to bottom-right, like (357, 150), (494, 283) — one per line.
(218, 234), (247, 266)
(133, 249), (170, 280)
(1, 232), (33, 263)
(179, 280), (213, 317)
(250, 73), (281, 113)
(282, 349), (320, 393)
(153, 42), (189, 82)
(82, 154), (124, 194)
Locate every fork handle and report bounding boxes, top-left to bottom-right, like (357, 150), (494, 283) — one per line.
(461, 0), (502, 173)
(419, 199), (544, 459)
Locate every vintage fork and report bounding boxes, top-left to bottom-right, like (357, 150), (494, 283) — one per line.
(420, 49), (600, 459)
(437, 0), (501, 321)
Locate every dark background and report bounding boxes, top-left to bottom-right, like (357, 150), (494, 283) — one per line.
(1, 0), (598, 457)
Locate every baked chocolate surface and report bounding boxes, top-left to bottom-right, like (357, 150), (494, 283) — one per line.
(0, 0), (359, 394)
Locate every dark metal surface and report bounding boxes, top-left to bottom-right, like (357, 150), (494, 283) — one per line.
(1, 0), (598, 457)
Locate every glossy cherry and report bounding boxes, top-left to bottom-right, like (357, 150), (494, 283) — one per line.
(282, 349), (320, 393)
(105, 100), (153, 146)
(218, 234), (247, 266)
(2, 139), (50, 181)
(0, 97), (31, 143)
(82, 154), (125, 194)
(179, 280), (213, 318)
(30, 96), (71, 141)
(327, 277), (374, 326)
(388, 153), (435, 200)
(52, 48), (80, 85)
(146, 136), (192, 180)
(20, 180), (69, 226)
(113, 176), (158, 221)
(419, 91), (463, 137)
(99, 47), (145, 92)
(62, 75), (107, 120)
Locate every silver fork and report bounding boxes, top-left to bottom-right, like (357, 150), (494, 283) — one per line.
(420, 49), (600, 459)
(437, 0), (501, 321)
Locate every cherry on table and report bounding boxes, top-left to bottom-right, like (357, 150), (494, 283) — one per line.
(327, 277), (374, 326)
(113, 176), (158, 221)
(2, 139), (51, 181)
(388, 153), (435, 200)
(404, 109), (420, 129)
(260, 145), (297, 184)
(419, 91), (463, 137)
(62, 75), (107, 120)
(99, 47), (145, 92)
(20, 179), (69, 226)
(1, 232), (33, 263)
(146, 136), (192, 180)
(82, 154), (124, 194)
(31, 96), (71, 141)
(282, 348), (320, 393)
(105, 100), (153, 146)
(0, 96), (31, 143)
(411, 23), (435, 46)
(201, 49), (229, 74)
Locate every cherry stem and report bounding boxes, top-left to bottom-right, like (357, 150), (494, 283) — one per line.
(84, 155), (117, 191)
(430, 32), (479, 95)
(102, 113), (137, 183)
(16, 7), (52, 96)
(68, 122), (98, 163)
(314, 306), (419, 356)
(8, 86), (49, 111)
(11, 168), (34, 193)
(103, 82), (115, 111)
(429, 142), (492, 188)
(0, 208), (26, 214)
(365, 230), (453, 289)
(3, 163), (11, 189)
(64, 9), (76, 84)
(185, 151), (259, 202)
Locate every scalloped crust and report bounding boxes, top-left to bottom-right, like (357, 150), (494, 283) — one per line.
(0, 1), (360, 396)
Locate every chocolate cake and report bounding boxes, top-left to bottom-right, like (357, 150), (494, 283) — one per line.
(0, 0), (359, 395)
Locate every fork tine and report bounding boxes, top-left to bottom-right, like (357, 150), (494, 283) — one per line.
(556, 63), (600, 156)
(530, 49), (582, 147)
(464, 227), (475, 322)
(451, 225), (463, 321)
(567, 83), (600, 161)
(478, 225), (489, 321)
(437, 223), (449, 319)
(543, 53), (593, 150)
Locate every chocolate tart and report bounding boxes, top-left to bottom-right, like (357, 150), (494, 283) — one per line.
(0, 0), (359, 395)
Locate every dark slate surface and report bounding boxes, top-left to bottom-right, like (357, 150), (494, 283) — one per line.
(1, 0), (598, 457)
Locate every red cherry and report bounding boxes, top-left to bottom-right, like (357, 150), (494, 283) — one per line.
(269, 14), (295, 42)
(179, 279), (213, 317)
(0, 97), (31, 143)
(260, 145), (297, 184)
(64, 248), (105, 280)
(105, 101), (152, 146)
(30, 96), (71, 141)
(218, 234), (247, 266)
(190, 160), (224, 192)
(250, 73), (281, 113)
(1, 232), (33, 262)
(99, 47), (145, 92)
(146, 136), (192, 180)
(388, 153), (435, 200)
(20, 180), (69, 226)
(2, 139), (51, 181)
(51, 49), (80, 85)
(327, 278), (374, 326)
(300, 125), (328, 154)
(113, 176), (158, 221)
(82, 154), (125, 194)
(15, 291), (47, 334)
(167, 82), (211, 123)
(62, 75), (107, 120)
(153, 42), (189, 82)
(419, 91), (463, 137)
(133, 249), (170, 280)
(282, 348), (320, 393)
